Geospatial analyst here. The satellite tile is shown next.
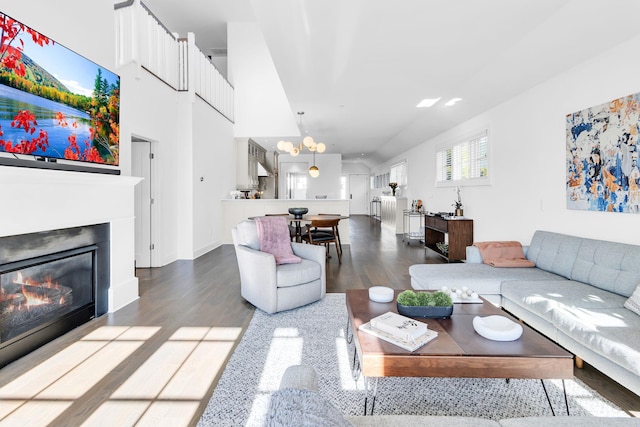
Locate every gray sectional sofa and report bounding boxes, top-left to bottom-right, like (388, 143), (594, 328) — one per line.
(409, 230), (640, 398)
(267, 365), (640, 426)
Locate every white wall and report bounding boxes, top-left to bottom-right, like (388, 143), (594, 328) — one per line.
(119, 62), (182, 265)
(278, 153), (343, 199)
(228, 22), (299, 138)
(342, 162), (370, 175)
(392, 34), (640, 245)
(0, 0), (140, 311)
(3, 1), (236, 273)
(192, 96), (235, 257)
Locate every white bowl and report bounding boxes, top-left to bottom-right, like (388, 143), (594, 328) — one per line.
(472, 315), (523, 341)
(368, 286), (394, 303)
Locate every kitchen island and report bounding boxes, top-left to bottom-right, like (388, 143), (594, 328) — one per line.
(222, 199), (350, 244)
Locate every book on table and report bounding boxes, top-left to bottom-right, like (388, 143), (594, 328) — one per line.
(370, 311), (427, 341)
(359, 321), (438, 352)
(360, 311), (438, 352)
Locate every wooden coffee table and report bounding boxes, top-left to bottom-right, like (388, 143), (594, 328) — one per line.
(345, 289), (574, 415)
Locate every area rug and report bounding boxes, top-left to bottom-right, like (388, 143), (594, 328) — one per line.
(197, 294), (629, 426)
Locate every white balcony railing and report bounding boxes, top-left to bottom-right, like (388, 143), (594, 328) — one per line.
(114, 0), (234, 122)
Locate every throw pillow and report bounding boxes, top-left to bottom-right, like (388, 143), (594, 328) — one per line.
(624, 284), (640, 316)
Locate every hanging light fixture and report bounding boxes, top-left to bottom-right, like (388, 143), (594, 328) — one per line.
(276, 112), (326, 177)
(309, 151), (320, 177)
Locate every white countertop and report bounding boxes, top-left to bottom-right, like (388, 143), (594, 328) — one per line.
(223, 198), (344, 201)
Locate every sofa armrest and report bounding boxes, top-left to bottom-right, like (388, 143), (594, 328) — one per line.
(291, 242), (325, 265)
(291, 242), (327, 299)
(234, 244), (278, 312)
(466, 246), (483, 263)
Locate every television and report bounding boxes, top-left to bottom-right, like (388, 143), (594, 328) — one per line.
(0, 11), (120, 174)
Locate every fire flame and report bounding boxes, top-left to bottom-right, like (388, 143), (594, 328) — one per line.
(1, 271), (61, 311)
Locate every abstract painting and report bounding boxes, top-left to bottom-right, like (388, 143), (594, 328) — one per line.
(566, 92), (640, 213)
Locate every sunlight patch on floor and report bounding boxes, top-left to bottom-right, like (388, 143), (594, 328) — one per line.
(0, 326), (241, 426)
(246, 394), (272, 427)
(111, 341), (199, 399)
(0, 341), (108, 399)
(159, 341), (235, 399)
(133, 401), (201, 427)
(0, 400), (73, 426)
(80, 401), (151, 427)
(547, 379), (627, 417)
(39, 341), (144, 399)
(258, 328), (303, 392)
(335, 337), (363, 391)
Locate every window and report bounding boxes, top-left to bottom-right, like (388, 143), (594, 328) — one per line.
(390, 161), (407, 186)
(436, 131), (488, 185)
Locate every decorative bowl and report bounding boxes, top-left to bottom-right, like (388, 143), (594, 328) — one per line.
(368, 286), (394, 303)
(473, 315), (523, 341)
(288, 207), (308, 219)
(397, 303), (453, 319)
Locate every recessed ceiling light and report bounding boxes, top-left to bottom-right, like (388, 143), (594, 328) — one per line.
(416, 97), (441, 108)
(444, 98), (462, 106)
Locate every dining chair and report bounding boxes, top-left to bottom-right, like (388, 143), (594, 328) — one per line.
(301, 218), (342, 264)
(317, 213), (343, 252)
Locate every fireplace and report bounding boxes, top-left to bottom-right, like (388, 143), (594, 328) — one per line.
(0, 224), (109, 367)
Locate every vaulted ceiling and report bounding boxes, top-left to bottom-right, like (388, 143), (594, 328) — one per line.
(143, 0), (640, 167)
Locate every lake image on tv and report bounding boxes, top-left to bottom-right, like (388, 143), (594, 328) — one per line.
(0, 84), (91, 159)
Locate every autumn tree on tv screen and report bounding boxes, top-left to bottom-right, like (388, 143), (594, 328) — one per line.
(0, 12), (120, 165)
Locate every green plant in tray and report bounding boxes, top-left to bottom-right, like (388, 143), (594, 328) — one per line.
(397, 290), (453, 307)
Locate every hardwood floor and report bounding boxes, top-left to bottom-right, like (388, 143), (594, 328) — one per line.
(0, 215), (638, 425)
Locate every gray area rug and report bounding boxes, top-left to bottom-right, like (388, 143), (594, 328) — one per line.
(198, 294), (628, 426)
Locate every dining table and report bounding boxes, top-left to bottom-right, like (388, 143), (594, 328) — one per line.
(289, 214), (349, 242)
(249, 214), (349, 243)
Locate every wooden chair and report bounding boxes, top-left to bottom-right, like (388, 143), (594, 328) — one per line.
(317, 214), (342, 252)
(302, 218), (342, 264)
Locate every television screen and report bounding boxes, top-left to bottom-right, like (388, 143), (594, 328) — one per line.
(0, 12), (119, 166)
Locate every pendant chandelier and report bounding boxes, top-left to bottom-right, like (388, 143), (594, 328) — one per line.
(276, 112), (325, 177)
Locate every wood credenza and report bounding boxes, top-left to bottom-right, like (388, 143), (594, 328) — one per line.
(424, 216), (473, 262)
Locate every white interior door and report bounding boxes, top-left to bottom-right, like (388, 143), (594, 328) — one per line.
(349, 174), (369, 214)
(132, 139), (152, 268)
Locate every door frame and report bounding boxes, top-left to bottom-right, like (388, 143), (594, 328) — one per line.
(132, 135), (158, 268)
(348, 173), (370, 215)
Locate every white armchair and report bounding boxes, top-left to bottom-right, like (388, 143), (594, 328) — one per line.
(232, 220), (326, 314)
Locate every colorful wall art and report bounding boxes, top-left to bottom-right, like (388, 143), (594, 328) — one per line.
(566, 92), (640, 213)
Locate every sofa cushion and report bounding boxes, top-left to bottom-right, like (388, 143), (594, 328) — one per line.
(501, 280), (628, 320)
(276, 259), (321, 288)
(624, 284), (640, 316)
(525, 231), (582, 279)
(552, 306), (640, 377)
(409, 263), (565, 296)
(570, 238), (640, 297)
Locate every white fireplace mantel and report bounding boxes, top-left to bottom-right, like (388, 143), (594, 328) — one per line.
(0, 165), (142, 312)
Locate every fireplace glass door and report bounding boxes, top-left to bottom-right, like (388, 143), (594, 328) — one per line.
(0, 246), (96, 344)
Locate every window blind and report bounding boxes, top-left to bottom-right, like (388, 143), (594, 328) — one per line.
(436, 132), (488, 184)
